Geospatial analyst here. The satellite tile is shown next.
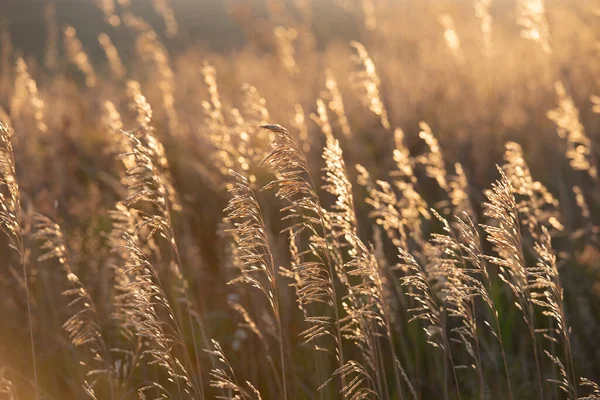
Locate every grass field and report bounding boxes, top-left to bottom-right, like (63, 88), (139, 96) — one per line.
(1, 0), (600, 399)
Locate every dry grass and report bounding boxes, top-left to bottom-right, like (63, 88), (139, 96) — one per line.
(1, 0), (600, 399)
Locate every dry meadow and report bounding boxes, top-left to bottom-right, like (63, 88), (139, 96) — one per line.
(1, 0), (600, 399)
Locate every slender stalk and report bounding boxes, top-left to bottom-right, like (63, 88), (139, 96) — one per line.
(368, 321), (385, 398)
(441, 309), (462, 400)
(0, 124), (39, 399)
(374, 332), (390, 399)
(491, 303), (514, 400)
(275, 311), (288, 400)
(257, 204), (288, 400)
(308, 181), (348, 396)
(21, 241), (39, 400)
(305, 173), (347, 382)
(260, 124), (346, 395)
(165, 190), (205, 397)
(225, 171), (287, 399)
(515, 224), (545, 400)
(376, 270), (405, 399)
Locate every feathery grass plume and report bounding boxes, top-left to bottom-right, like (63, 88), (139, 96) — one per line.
(124, 81), (181, 212)
(102, 100), (125, 148)
(529, 227), (578, 398)
(321, 136), (358, 257)
(202, 62), (224, 127)
(122, 233), (197, 399)
(482, 168), (529, 306)
(202, 62), (236, 177)
(337, 296), (381, 398)
(109, 205), (156, 321)
(124, 16), (177, 131)
(430, 210), (487, 398)
(103, 100), (123, 133)
(126, 81), (152, 131)
(437, 14), (464, 62)
(236, 84), (273, 175)
(153, 0), (178, 38)
(319, 136), (386, 396)
(280, 228), (330, 393)
(481, 166), (544, 398)
(98, 33), (125, 79)
(279, 229), (326, 390)
(281, 232), (301, 298)
(204, 81), (270, 184)
(280, 230), (320, 342)
(102, 100), (139, 182)
(391, 128), (417, 184)
(356, 164), (408, 249)
(3, 1), (600, 396)
(517, 0), (552, 54)
(0, 124), (20, 237)
(547, 82), (597, 179)
(579, 378), (600, 399)
(389, 129), (431, 247)
(448, 163), (476, 223)
(120, 128), (204, 389)
(230, 110), (258, 182)
(127, 21), (179, 136)
(63, 25), (97, 87)
(502, 142), (563, 240)
(570, 186), (599, 244)
(105, 204), (153, 397)
(43, 0), (58, 69)
(399, 247), (461, 398)
(228, 300), (264, 346)
(121, 128), (178, 237)
(0, 122), (38, 399)
(312, 98), (334, 143)
(224, 170), (288, 400)
(260, 123), (346, 387)
(474, 0), (493, 56)
(242, 84), (270, 134)
(120, 91), (205, 397)
(346, 234), (416, 399)
(241, 84), (270, 130)
(11, 58), (48, 133)
(350, 41), (390, 130)
(206, 339), (263, 400)
(324, 69), (352, 139)
(330, 360), (378, 400)
(320, 135), (397, 398)
(290, 103), (311, 153)
(97, 0), (121, 26)
(358, 160), (429, 254)
(273, 26), (299, 76)
(453, 211), (514, 399)
(417, 122), (449, 192)
(33, 214), (117, 398)
(107, 203), (140, 336)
